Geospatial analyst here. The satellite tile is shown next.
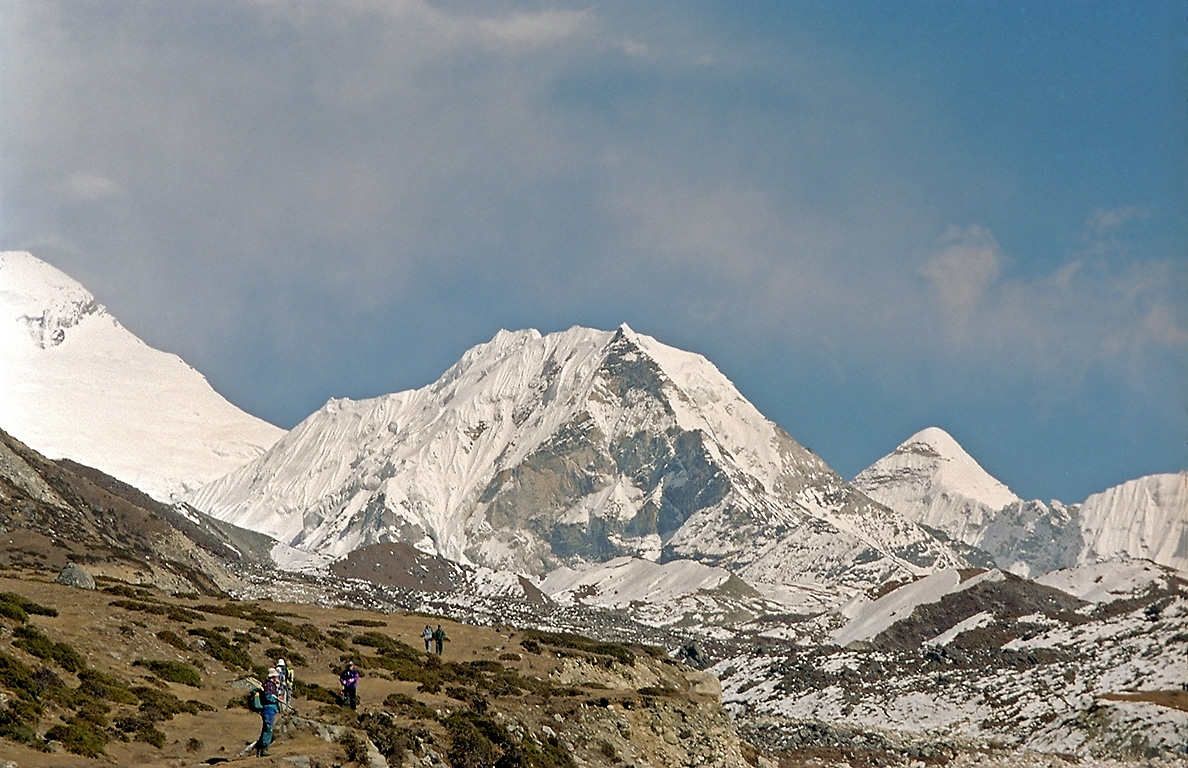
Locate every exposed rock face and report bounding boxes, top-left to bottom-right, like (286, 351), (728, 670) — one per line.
(544, 654), (755, 768)
(190, 325), (963, 608)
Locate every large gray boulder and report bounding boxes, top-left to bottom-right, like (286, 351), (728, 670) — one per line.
(55, 563), (96, 590)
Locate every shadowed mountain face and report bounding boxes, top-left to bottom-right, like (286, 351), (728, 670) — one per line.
(0, 428), (276, 595)
(189, 326), (964, 606)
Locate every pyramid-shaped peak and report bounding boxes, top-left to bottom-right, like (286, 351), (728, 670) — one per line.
(896, 426), (969, 459)
(865, 426), (1020, 510)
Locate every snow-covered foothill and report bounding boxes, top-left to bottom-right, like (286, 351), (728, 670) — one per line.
(540, 556), (733, 610)
(831, 569), (1004, 647)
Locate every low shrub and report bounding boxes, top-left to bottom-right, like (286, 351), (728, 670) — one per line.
(187, 627), (253, 670)
(0, 592), (57, 618)
(12, 625), (85, 672)
(101, 584), (157, 599)
(444, 711), (576, 768)
(46, 718), (108, 757)
(77, 668), (138, 705)
(338, 730), (369, 763)
(0, 602), (27, 623)
(0, 652), (38, 699)
(156, 629), (191, 652)
(521, 630), (635, 666)
(108, 599), (199, 623)
(295, 680), (342, 705)
(132, 685), (210, 722)
(359, 711), (419, 763)
(133, 659), (202, 687)
(382, 692), (436, 720)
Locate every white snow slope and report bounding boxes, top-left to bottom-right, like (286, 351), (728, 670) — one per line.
(1076, 472), (1187, 571)
(0, 251), (283, 501)
(855, 427), (1187, 576)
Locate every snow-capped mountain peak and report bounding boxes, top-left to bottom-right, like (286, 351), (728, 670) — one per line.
(856, 425), (1187, 578)
(853, 426), (1020, 531)
(0, 251), (283, 501)
(189, 325), (964, 608)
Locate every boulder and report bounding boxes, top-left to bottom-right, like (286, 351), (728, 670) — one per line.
(55, 563), (96, 590)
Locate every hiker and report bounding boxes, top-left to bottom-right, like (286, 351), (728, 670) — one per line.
(433, 624), (446, 655)
(339, 661), (361, 710)
(422, 624), (433, 652)
(275, 658), (294, 711)
(256, 668), (281, 757)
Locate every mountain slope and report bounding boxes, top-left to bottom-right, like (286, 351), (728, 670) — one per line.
(0, 251), (283, 501)
(854, 427), (1187, 576)
(0, 426), (278, 594)
(1076, 473), (1187, 571)
(189, 325), (963, 607)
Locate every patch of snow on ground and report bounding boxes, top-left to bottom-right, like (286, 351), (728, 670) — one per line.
(539, 556), (731, 610)
(928, 611), (994, 646)
(1036, 560), (1174, 602)
(270, 542), (335, 572)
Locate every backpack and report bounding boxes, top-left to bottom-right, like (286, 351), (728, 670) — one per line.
(248, 688), (264, 712)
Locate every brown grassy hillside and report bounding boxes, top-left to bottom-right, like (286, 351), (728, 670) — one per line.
(0, 569), (747, 768)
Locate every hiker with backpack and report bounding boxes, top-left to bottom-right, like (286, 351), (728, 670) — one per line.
(422, 624), (433, 652)
(275, 658), (294, 712)
(253, 668), (281, 757)
(339, 661), (361, 710)
(433, 624), (446, 654)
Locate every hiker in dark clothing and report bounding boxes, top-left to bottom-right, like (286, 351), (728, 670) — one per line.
(433, 624), (446, 654)
(339, 661), (361, 710)
(256, 668), (281, 757)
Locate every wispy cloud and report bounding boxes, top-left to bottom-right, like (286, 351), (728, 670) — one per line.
(921, 225), (1002, 331)
(59, 171), (122, 202)
(918, 219), (1187, 384)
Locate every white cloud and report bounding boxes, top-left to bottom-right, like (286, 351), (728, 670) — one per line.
(920, 224), (1002, 329)
(60, 171), (122, 201)
(917, 220), (1187, 384)
(473, 9), (592, 49)
(1087, 205), (1149, 236)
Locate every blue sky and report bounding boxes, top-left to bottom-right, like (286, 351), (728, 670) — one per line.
(2, 1), (1185, 503)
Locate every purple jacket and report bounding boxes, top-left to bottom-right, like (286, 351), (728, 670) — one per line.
(339, 667), (361, 689)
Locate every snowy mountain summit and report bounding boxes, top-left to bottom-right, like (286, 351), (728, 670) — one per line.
(0, 251), (283, 501)
(189, 325), (962, 607)
(856, 426), (1187, 576)
(854, 426), (1020, 536)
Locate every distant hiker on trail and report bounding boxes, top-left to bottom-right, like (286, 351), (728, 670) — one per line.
(339, 661), (361, 710)
(422, 624), (433, 652)
(256, 668), (281, 757)
(433, 624), (446, 654)
(275, 658), (294, 712)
